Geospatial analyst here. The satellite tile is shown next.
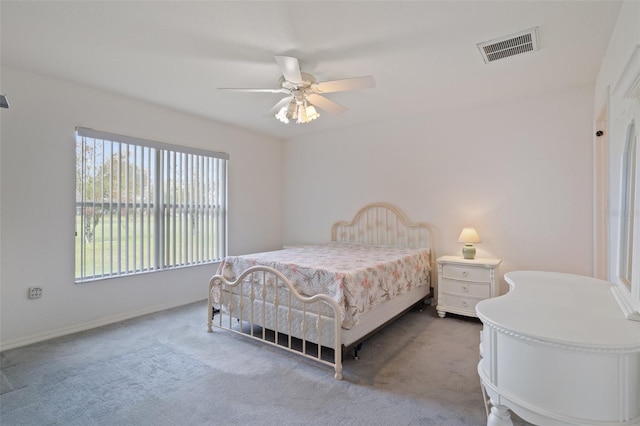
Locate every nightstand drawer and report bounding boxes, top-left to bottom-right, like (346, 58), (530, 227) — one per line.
(440, 279), (490, 298)
(436, 255), (501, 319)
(441, 294), (481, 313)
(442, 264), (491, 283)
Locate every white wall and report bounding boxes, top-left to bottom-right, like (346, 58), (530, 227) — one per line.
(282, 85), (595, 293)
(0, 67), (283, 349)
(594, 0), (640, 285)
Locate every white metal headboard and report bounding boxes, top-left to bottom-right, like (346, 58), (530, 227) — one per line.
(331, 202), (433, 251)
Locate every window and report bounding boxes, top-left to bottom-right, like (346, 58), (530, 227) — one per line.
(75, 127), (228, 282)
(619, 120), (637, 290)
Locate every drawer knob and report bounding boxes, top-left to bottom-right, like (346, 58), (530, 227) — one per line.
(462, 271), (468, 277)
(462, 286), (469, 292)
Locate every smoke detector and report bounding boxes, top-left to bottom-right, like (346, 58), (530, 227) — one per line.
(477, 27), (539, 64)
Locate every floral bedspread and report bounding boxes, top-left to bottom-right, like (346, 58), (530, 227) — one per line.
(215, 243), (431, 329)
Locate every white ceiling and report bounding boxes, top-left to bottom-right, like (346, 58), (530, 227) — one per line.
(1, 1), (622, 140)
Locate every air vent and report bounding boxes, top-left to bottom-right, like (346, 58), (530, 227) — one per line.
(477, 27), (539, 64)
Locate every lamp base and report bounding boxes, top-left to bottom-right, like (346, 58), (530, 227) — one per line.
(462, 244), (476, 260)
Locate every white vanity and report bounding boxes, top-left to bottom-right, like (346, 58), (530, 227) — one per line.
(476, 271), (640, 426)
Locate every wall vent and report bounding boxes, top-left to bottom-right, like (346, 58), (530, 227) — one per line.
(477, 27), (539, 64)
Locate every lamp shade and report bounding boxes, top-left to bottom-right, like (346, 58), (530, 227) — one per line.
(458, 227), (481, 244)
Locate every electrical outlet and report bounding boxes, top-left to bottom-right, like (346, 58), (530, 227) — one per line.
(28, 287), (42, 299)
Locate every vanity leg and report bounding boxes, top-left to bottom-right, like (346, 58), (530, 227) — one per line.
(486, 400), (513, 426)
(437, 310), (446, 318)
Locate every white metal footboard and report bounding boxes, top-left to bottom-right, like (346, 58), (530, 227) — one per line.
(207, 265), (343, 380)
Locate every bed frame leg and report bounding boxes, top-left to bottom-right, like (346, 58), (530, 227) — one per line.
(334, 368), (343, 380)
(207, 306), (219, 333)
(419, 294), (433, 312)
(354, 343), (363, 360)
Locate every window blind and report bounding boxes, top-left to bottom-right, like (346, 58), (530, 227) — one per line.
(75, 127), (228, 282)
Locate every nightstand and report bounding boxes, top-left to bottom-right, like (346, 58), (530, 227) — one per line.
(436, 255), (501, 318)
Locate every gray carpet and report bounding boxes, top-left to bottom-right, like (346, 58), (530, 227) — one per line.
(0, 301), (529, 425)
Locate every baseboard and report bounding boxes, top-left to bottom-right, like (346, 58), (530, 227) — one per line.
(0, 297), (207, 351)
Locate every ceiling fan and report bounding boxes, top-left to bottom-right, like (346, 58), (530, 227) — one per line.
(218, 56), (375, 124)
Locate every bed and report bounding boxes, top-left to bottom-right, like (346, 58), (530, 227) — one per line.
(207, 202), (434, 379)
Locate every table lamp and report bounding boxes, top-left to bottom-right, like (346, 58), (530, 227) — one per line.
(458, 227), (481, 259)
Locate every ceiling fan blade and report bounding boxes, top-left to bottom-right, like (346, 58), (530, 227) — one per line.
(312, 76), (376, 93)
(218, 88), (289, 94)
(266, 96), (294, 116)
(306, 93), (348, 115)
(274, 56), (303, 84)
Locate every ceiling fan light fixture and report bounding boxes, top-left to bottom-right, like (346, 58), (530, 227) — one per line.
(275, 99), (297, 123)
(287, 100), (297, 117)
(275, 98), (320, 124)
(275, 105), (290, 123)
(296, 102), (307, 124)
(305, 103), (320, 122)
